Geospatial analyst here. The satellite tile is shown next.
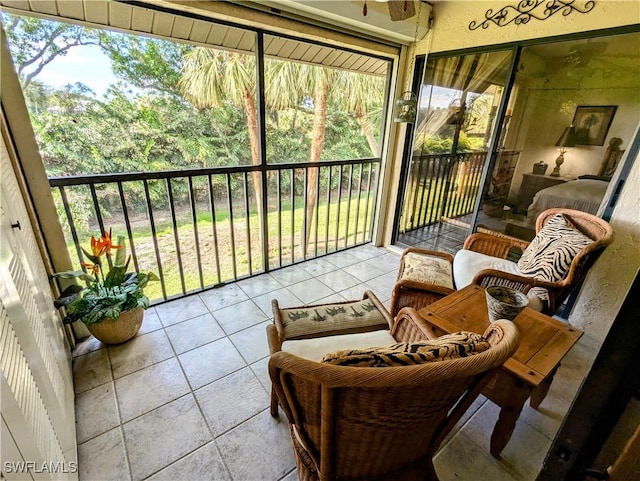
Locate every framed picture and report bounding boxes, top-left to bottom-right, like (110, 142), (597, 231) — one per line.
(572, 105), (617, 146)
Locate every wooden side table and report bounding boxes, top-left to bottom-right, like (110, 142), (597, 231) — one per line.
(418, 285), (582, 457)
(517, 173), (567, 213)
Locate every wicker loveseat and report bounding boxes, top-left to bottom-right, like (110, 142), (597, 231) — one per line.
(267, 305), (520, 481)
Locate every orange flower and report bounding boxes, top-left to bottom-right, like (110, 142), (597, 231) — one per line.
(90, 235), (108, 257)
(100, 230), (122, 256)
(81, 262), (100, 276)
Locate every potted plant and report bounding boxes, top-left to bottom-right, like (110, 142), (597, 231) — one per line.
(53, 229), (158, 345)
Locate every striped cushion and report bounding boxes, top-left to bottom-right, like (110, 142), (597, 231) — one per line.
(321, 331), (490, 367)
(517, 214), (593, 300)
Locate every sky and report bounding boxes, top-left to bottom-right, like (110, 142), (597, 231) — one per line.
(32, 44), (117, 98)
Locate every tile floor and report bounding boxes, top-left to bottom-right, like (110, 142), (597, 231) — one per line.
(72, 243), (600, 481)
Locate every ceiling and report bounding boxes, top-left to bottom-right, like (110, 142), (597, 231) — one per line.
(248, 0), (431, 44)
(0, 0), (395, 75)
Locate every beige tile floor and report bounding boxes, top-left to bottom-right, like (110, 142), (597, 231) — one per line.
(72, 244), (600, 481)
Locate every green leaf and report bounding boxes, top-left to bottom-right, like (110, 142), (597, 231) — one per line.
(81, 248), (102, 266)
(52, 270), (94, 283)
(104, 265), (127, 288)
(54, 284), (84, 308)
(114, 235), (127, 266)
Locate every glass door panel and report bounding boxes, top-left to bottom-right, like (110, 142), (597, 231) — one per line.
(398, 49), (514, 249)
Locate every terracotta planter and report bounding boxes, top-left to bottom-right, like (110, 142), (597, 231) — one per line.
(86, 307), (144, 345)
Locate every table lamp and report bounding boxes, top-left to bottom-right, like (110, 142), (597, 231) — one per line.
(550, 125), (577, 177)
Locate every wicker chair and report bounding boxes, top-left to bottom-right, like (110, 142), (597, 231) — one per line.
(391, 208), (614, 315)
(390, 248), (456, 316)
(267, 310), (520, 481)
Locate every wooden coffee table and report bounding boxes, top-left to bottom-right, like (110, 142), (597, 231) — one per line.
(418, 284), (582, 457)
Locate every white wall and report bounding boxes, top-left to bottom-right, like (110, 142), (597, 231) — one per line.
(428, 1), (640, 53)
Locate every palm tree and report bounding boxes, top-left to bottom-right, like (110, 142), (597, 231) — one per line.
(302, 64), (334, 252)
(179, 47), (385, 258)
(338, 71), (385, 156)
(178, 48), (262, 210)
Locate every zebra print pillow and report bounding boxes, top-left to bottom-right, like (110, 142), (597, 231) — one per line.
(321, 331), (490, 367)
(517, 214), (593, 300)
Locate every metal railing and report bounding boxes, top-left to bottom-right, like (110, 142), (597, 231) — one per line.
(49, 159), (380, 302)
(400, 151), (488, 233)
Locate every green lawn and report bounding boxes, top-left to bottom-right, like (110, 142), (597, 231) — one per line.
(62, 194), (374, 301)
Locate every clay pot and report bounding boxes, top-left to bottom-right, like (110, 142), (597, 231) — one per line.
(86, 307), (144, 345)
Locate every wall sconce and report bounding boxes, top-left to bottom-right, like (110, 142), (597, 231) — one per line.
(393, 91), (417, 123)
(550, 125), (577, 177)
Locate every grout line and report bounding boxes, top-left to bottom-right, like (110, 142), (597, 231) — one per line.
(106, 347), (134, 481)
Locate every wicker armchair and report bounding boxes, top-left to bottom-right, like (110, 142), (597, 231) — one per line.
(462, 208), (613, 313)
(267, 311), (520, 481)
(391, 208), (614, 315)
(390, 248), (455, 317)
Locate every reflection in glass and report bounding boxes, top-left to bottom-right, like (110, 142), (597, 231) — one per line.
(398, 50), (514, 241)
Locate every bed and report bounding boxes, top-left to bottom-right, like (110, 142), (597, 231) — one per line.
(527, 178), (610, 221)
(527, 137), (624, 221)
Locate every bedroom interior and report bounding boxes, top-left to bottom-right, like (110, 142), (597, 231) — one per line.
(482, 31), (639, 240)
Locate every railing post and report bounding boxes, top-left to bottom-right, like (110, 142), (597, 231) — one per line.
(256, 31), (270, 273)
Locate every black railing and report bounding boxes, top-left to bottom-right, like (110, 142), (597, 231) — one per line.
(49, 159), (380, 303)
(401, 151), (488, 233)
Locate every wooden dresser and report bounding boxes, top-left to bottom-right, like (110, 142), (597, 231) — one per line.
(517, 173), (567, 213)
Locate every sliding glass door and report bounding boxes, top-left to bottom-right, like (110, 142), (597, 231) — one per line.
(396, 29), (639, 249)
(396, 49), (515, 250)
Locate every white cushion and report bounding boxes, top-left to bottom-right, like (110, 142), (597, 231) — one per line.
(453, 249), (521, 288)
(453, 249), (544, 312)
(282, 330), (396, 362)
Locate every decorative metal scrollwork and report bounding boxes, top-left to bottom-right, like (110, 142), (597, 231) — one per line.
(469, 0), (596, 31)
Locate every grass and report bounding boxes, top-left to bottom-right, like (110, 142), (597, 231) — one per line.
(61, 194), (374, 302)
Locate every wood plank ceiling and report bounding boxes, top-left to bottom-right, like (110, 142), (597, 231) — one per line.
(0, 0), (390, 75)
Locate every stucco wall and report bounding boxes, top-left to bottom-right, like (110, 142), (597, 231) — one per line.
(567, 139), (640, 341)
(428, 0), (640, 53)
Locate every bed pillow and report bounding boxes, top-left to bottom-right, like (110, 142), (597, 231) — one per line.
(321, 331), (490, 367)
(517, 214), (593, 299)
(578, 174), (611, 182)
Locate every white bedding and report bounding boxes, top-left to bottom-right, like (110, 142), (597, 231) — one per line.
(527, 179), (609, 220)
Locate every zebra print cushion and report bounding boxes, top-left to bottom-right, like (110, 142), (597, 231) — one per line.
(517, 214), (593, 300)
(321, 331), (490, 367)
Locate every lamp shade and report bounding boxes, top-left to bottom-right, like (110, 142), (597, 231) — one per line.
(555, 125), (577, 148)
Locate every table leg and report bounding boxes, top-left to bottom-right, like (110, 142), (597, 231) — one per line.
(490, 384), (531, 458)
(530, 367), (558, 410)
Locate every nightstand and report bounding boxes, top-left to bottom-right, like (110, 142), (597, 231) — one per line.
(517, 173), (567, 213)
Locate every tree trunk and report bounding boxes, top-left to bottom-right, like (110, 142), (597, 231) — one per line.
(242, 90), (264, 264)
(305, 80), (329, 254)
(355, 107), (379, 156)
